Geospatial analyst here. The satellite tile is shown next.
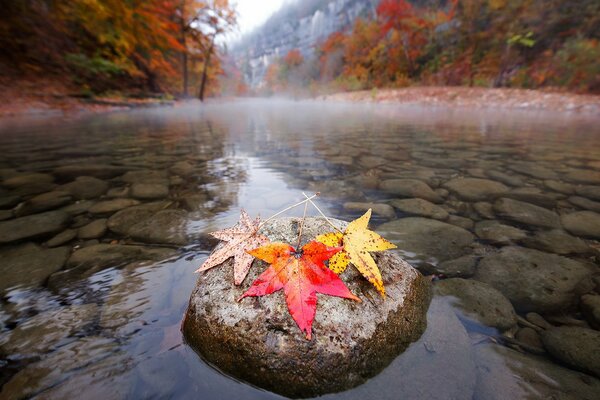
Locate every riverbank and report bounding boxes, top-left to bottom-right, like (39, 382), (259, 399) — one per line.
(0, 76), (175, 118)
(319, 87), (600, 114)
(3, 81), (600, 118)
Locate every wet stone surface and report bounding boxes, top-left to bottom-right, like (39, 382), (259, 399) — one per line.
(183, 217), (431, 398)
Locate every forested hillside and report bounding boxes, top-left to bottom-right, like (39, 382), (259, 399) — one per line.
(258, 0), (600, 95)
(0, 0), (238, 99)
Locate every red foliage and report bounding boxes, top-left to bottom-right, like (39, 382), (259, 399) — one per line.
(240, 241), (360, 340)
(283, 49), (304, 68)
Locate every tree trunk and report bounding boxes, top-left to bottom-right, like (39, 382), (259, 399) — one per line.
(198, 36), (215, 101)
(183, 51), (189, 96)
(180, 1), (189, 97)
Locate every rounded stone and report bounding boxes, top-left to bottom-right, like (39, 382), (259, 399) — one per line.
(474, 246), (593, 313)
(378, 217), (475, 264)
(493, 198), (561, 229)
(541, 326), (600, 377)
(77, 219), (108, 240)
(389, 198), (449, 220)
(561, 211), (600, 239)
(60, 176), (109, 199)
(443, 178), (508, 201)
(130, 183), (169, 200)
(379, 179), (442, 203)
(182, 217), (431, 398)
(434, 278), (517, 331)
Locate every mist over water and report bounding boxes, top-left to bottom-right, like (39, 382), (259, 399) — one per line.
(0, 99), (599, 399)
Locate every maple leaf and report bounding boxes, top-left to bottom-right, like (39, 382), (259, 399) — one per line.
(195, 209), (269, 285)
(316, 209), (396, 297)
(239, 241), (360, 340)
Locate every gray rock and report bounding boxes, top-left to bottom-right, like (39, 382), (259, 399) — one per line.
(53, 164), (126, 179)
(435, 278), (517, 331)
(121, 169), (168, 184)
(130, 183), (170, 200)
(380, 179), (442, 203)
(494, 198), (561, 228)
(473, 202), (495, 219)
(520, 229), (590, 255)
(106, 202), (167, 236)
(581, 294), (600, 329)
(525, 312), (553, 330)
(508, 163), (558, 179)
(0, 304), (98, 355)
(321, 298), (476, 400)
(474, 246), (593, 313)
(0, 194), (21, 209)
(378, 217), (474, 264)
(0, 210), (70, 244)
(515, 327), (544, 352)
(66, 243), (173, 270)
(0, 209), (13, 220)
(127, 209), (191, 245)
(61, 200), (96, 215)
(563, 169), (600, 184)
(170, 161), (195, 176)
(46, 229), (77, 247)
(561, 211), (600, 239)
(447, 215), (475, 230)
(14, 190), (72, 216)
(2, 173), (54, 188)
(179, 193), (208, 211)
(474, 343), (600, 400)
(77, 219), (108, 239)
(88, 198), (140, 215)
(575, 185), (600, 201)
(60, 176), (109, 199)
(434, 255), (478, 278)
(541, 326), (600, 377)
(0, 243), (70, 292)
(0, 337), (121, 400)
(9, 181), (57, 197)
(504, 187), (557, 209)
(443, 178), (508, 201)
(475, 220), (527, 244)
(486, 170), (524, 187)
(390, 198), (448, 220)
(568, 196), (600, 212)
(343, 202), (395, 219)
(106, 186), (130, 198)
(183, 217), (431, 398)
(544, 180), (574, 195)
(49, 244), (175, 289)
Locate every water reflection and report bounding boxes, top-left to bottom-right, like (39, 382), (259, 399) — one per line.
(0, 100), (599, 398)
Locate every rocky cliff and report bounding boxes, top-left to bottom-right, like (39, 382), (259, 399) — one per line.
(233, 0), (377, 88)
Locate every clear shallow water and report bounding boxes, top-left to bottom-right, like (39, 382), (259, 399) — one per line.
(0, 100), (599, 399)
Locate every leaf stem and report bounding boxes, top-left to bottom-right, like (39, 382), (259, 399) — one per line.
(302, 192), (343, 233)
(257, 193), (319, 231)
(296, 199), (309, 249)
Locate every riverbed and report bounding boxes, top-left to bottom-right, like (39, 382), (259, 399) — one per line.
(1, 99), (599, 399)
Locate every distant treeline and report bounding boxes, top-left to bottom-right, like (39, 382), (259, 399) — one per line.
(0, 0), (241, 99)
(263, 0), (600, 95)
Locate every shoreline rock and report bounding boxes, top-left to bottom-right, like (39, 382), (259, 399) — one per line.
(182, 217), (431, 398)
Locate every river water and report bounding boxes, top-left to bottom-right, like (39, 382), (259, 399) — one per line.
(0, 100), (599, 399)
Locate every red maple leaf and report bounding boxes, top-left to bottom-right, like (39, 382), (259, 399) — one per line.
(239, 241), (361, 340)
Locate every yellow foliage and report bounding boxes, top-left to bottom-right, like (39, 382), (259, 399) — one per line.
(316, 209), (396, 297)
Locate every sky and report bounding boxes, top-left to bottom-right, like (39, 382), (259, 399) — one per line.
(227, 0), (288, 43)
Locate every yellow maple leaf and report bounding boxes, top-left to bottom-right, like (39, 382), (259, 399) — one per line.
(316, 209), (396, 297)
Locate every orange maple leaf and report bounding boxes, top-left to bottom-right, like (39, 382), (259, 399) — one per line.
(239, 241), (361, 340)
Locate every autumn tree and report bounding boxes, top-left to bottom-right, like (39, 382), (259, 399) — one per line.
(186, 0), (236, 101)
(317, 31), (346, 82)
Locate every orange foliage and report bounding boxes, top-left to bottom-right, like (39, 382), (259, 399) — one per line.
(283, 49), (304, 68)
